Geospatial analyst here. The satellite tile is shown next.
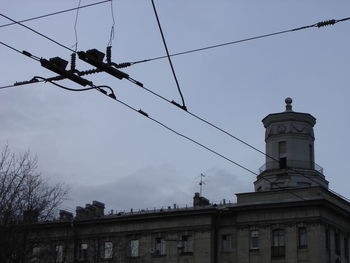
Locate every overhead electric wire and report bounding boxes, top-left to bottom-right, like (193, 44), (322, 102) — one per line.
(33, 76), (116, 99)
(33, 76), (95, 92)
(0, 14), (341, 200)
(0, 0), (111, 29)
(0, 13), (75, 52)
(129, 16), (350, 65)
(150, 0), (186, 108)
(0, 39), (336, 196)
(0, 40), (340, 197)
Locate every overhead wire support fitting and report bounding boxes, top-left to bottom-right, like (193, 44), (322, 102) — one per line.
(0, 40), (115, 98)
(70, 53), (77, 72)
(78, 49), (129, 80)
(40, 57), (92, 86)
(316, 19), (336, 28)
(106, 46), (112, 65)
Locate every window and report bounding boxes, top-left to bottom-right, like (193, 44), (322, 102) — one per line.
(335, 231), (341, 255)
(325, 228), (330, 250)
(345, 236), (349, 263)
(298, 227), (307, 248)
(272, 229), (285, 257)
(130, 240), (139, 258)
(32, 247), (41, 256)
(250, 230), (259, 250)
(309, 144), (314, 168)
(181, 235), (193, 253)
(32, 246), (41, 260)
(79, 243), (88, 260)
(154, 237), (166, 255)
(221, 234), (232, 252)
(279, 141), (286, 156)
(279, 141), (287, 168)
(102, 241), (113, 259)
(55, 245), (64, 263)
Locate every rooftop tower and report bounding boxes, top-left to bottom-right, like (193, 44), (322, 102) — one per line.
(254, 98), (328, 191)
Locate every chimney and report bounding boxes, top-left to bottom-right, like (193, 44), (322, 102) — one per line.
(75, 206), (87, 219)
(75, 201), (105, 219)
(193, 192), (210, 207)
(92, 201), (105, 217)
(85, 204), (97, 217)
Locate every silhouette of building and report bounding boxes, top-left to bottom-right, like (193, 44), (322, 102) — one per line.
(27, 98), (350, 263)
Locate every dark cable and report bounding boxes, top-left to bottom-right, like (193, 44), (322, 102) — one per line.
(129, 16), (350, 65)
(0, 0), (112, 29)
(0, 39), (334, 200)
(150, 0), (186, 108)
(33, 76), (96, 92)
(34, 76), (117, 99)
(0, 13), (75, 52)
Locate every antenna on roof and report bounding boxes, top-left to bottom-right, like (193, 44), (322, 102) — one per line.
(199, 173), (206, 197)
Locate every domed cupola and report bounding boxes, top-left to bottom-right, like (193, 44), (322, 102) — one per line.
(254, 98), (328, 191)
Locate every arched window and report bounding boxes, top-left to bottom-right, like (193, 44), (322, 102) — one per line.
(298, 227), (307, 248)
(272, 229), (285, 257)
(250, 230), (259, 250)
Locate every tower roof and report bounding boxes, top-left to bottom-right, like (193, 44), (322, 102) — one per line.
(262, 98), (316, 128)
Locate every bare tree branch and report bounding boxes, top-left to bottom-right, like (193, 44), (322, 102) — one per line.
(0, 144), (69, 262)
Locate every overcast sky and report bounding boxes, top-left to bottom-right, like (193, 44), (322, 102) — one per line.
(1, 0), (349, 214)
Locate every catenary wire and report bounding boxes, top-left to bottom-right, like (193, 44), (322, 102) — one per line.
(150, 0), (186, 108)
(0, 40), (341, 195)
(0, 13), (75, 52)
(128, 16), (350, 65)
(0, 39), (342, 193)
(0, 36), (335, 200)
(0, 0), (111, 29)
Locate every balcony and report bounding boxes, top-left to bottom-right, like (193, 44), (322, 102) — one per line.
(259, 160), (324, 175)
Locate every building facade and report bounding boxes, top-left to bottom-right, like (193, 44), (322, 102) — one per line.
(27, 98), (350, 263)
